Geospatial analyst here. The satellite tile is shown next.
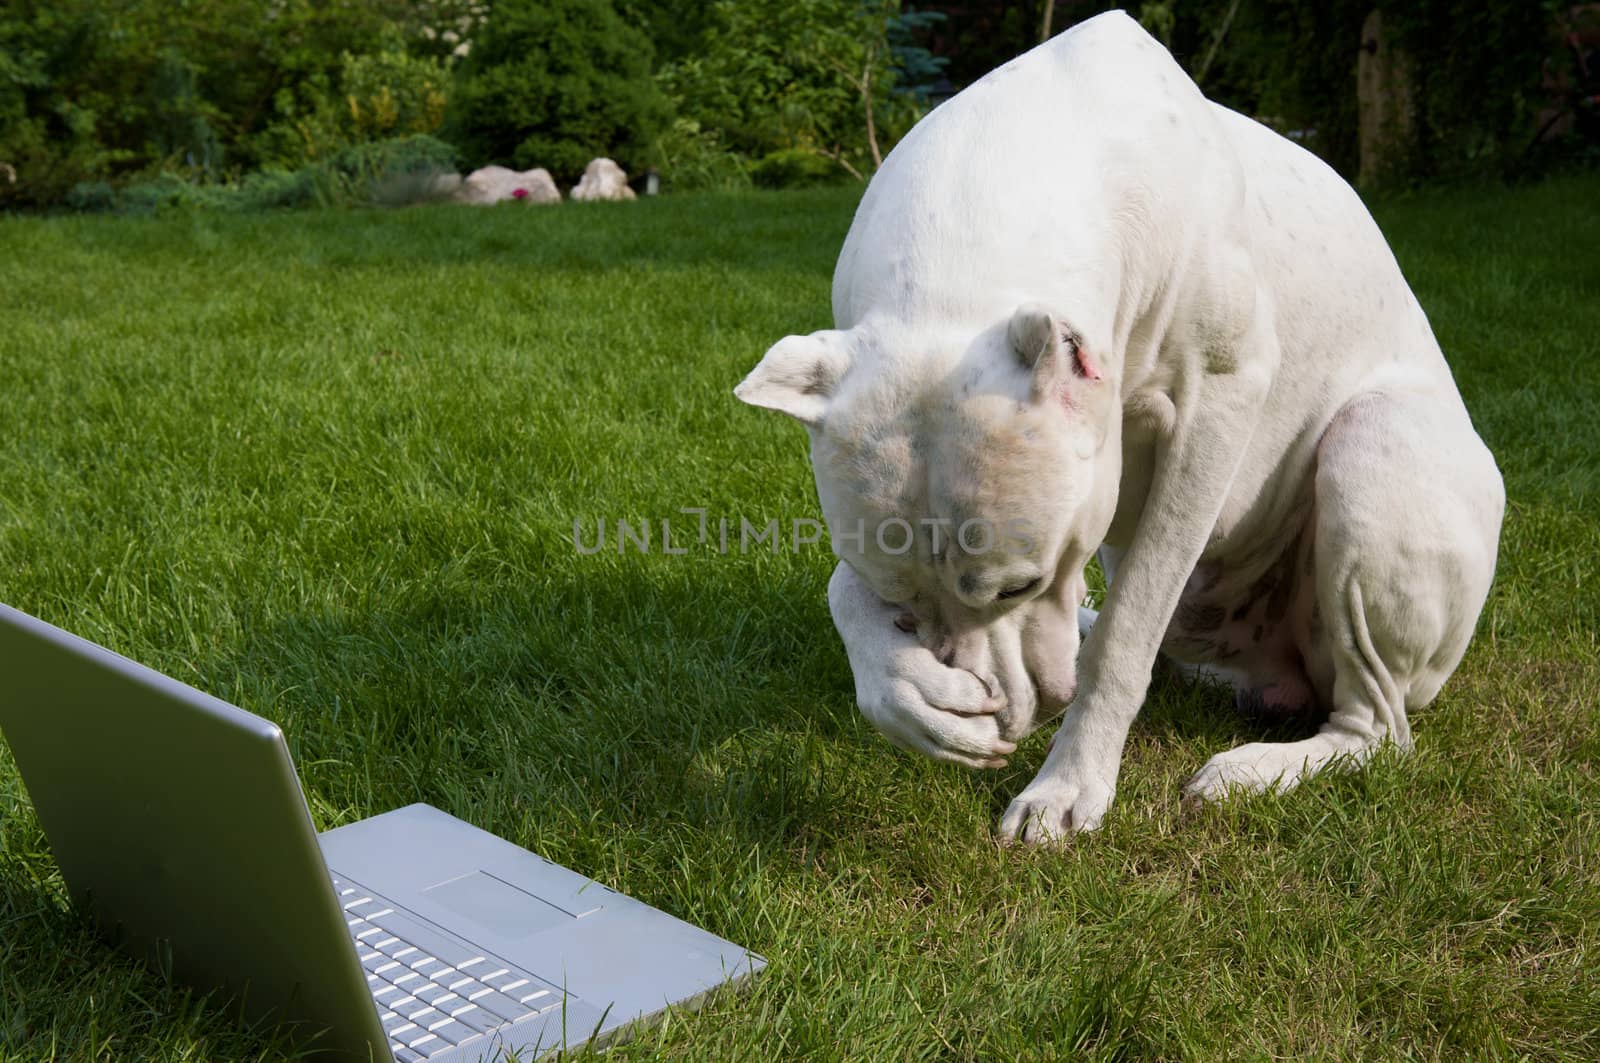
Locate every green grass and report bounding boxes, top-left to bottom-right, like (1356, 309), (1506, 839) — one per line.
(1, 176), (1597, 1061)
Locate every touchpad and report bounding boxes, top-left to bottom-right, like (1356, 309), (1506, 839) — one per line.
(423, 871), (573, 938)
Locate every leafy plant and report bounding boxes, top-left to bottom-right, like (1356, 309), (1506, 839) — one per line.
(444, 0), (670, 181)
(657, 0), (930, 184)
(66, 134), (459, 214)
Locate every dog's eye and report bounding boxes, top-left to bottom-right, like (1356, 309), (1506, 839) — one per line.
(997, 578), (1042, 601)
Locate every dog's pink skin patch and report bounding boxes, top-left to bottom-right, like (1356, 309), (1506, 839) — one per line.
(1074, 343), (1103, 381)
(1050, 345), (1102, 412)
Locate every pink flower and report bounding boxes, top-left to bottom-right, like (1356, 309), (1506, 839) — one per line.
(512, 187), (529, 200)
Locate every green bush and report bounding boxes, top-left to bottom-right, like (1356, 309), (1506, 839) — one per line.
(0, 0), (455, 209)
(657, 0), (918, 181)
(249, 49), (453, 171)
(749, 148), (847, 189)
(445, 0), (670, 181)
(651, 117), (751, 192)
(66, 134), (458, 214)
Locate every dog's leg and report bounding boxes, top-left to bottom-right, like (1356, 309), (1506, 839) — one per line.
(1183, 390), (1503, 802)
(1000, 283), (1278, 843)
(827, 562), (1015, 768)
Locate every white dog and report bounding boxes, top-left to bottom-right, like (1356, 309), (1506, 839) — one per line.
(735, 12), (1503, 843)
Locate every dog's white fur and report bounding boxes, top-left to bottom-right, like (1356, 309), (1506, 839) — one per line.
(735, 12), (1504, 842)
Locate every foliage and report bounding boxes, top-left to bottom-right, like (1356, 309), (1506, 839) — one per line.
(614, 0), (718, 66)
(749, 148), (847, 189)
(657, 0), (930, 188)
(1162, 0), (1554, 182)
(0, 0), (464, 209)
(1, 0), (1584, 211)
(63, 135), (459, 215)
(444, 0), (671, 181)
(652, 118), (753, 193)
(889, 1), (1579, 183)
(887, 8), (951, 102)
(249, 50), (453, 171)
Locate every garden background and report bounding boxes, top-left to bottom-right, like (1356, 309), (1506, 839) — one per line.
(2, 0), (1593, 211)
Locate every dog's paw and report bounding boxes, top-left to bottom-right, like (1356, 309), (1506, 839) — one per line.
(857, 655), (1014, 770)
(997, 760), (1115, 844)
(1181, 743), (1292, 805)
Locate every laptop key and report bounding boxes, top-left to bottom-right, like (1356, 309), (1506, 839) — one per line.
(468, 990), (537, 1023)
(366, 909), (486, 969)
(446, 1003), (504, 1034)
(375, 937), (414, 958)
(428, 1018), (479, 1046)
(483, 972), (529, 993)
(415, 983), (453, 1005)
(393, 1049), (425, 1063)
(408, 1005), (447, 1026)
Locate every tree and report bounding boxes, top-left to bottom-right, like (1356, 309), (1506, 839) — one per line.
(445, 0), (671, 180)
(658, 0), (926, 181)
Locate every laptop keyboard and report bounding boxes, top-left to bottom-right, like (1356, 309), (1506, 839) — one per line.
(332, 874), (564, 1062)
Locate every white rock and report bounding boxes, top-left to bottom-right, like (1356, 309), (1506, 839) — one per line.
(570, 158), (636, 202)
(453, 165), (561, 206)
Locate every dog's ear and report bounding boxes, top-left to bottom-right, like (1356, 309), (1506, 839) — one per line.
(735, 330), (853, 426)
(1008, 303), (1103, 402)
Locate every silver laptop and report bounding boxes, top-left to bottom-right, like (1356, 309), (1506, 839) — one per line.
(0, 603), (764, 1061)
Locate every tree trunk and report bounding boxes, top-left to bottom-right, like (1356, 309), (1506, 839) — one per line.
(1357, 9), (1415, 184)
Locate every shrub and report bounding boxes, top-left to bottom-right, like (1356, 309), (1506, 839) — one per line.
(651, 117), (751, 192)
(749, 148), (846, 189)
(249, 49), (453, 170)
(67, 134), (459, 214)
(445, 0), (671, 181)
(0, 0), (453, 209)
(655, 0), (931, 183)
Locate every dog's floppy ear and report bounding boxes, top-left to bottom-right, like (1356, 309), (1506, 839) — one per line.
(1008, 302), (1103, 401)
(734, 329), (853, 426)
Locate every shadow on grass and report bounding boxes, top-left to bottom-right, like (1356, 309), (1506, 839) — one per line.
(0, 557), (1340, 1060)
(0, 852), (309, 1060)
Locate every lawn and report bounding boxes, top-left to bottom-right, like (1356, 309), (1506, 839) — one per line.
(1, 175), (1597, 1061)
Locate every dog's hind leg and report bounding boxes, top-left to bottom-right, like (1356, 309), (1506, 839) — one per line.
(1184, 389), (1503, 802)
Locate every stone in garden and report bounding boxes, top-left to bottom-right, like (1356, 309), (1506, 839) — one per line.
(453, 166), (561, 206)
(570, 158), (636, 201)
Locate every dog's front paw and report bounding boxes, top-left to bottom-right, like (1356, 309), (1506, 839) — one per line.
(1182, 742), (1295, 805)
(856, 653), (1015, 770)
(997, 759), (1115, 844)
